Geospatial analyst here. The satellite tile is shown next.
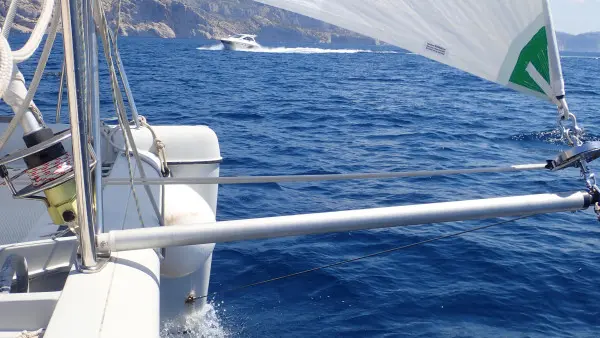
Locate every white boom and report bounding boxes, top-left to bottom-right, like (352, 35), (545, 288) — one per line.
(97, 191), (593, 253)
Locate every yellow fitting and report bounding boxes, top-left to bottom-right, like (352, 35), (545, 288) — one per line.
(43, 179), (77, 224)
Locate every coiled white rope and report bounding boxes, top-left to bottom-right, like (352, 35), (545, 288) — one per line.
(14, 328), (44, 338)
(11, 0), (55, 63)
(0, 2), (61, 154)
(0, 35), (14, 100)
(138, 116), (169, 176)
(104, 163), (548, 186)
(26, 153), (72, 186)
(2, 0), (20, 38)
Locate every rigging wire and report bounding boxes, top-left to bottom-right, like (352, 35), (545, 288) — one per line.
(108, 29), (141, 126)
(55, 60), (66, 123)
(106, 163), (548, 186)
(114, 0), (122, 47)
(186, 216), (529, 303)
(95, 7), (145, 227)
(94, 0), (163, 226)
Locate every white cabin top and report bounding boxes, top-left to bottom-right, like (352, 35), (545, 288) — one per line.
(228, 34), (257, 42)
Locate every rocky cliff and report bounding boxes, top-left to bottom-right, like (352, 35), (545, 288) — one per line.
(1, 0), (599, 50)
(0, 0), (374, 44)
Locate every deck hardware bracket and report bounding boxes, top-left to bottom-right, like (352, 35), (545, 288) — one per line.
(546, 141), (600, 171)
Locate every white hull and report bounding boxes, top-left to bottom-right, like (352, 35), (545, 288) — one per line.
(0, 121), (221, 337)
(220, 38), (261, 51)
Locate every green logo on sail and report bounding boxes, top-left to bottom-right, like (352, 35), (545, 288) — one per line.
(509, 27), (551, 95)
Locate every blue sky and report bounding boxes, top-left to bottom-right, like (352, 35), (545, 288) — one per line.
(550, 0), (600, 34)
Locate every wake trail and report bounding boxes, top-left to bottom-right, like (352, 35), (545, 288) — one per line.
(196, 44), (398, 54)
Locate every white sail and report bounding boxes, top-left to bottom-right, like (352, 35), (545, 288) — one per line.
(255, 0), (565, 102)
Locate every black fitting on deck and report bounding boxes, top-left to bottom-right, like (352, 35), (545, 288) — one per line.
(22, 128), (67, 169)
(0, 165), (8, 179)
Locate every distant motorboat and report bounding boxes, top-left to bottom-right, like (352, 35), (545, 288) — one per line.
(220, 34), (261, 50)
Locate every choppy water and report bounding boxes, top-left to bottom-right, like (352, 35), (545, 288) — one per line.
(8, 36), (600, 337)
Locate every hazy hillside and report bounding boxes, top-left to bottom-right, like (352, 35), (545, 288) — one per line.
(1, 0), (598, 50)
(557, 32), (600, 53)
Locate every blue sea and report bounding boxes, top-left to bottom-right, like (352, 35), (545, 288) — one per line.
(8, 36), (600, 337)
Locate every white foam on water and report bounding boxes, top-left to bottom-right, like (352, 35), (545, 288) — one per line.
(196, 44), (398, 54)
(161, 302), (229, 338)
(196, 44), (226, 51)
(561, 55), (600, 60)
(241, 46), (373, 54)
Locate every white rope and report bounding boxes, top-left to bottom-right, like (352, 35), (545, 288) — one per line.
(0, 35), (13, 99)
(26, 153), (72, 186)
(138, 116), (169, 176)
(104, 163), (548, 186)
(0, 2), (61, 153)
(14, 328), (44, 338)
(2, 0), (20, 38)
(11, 0), (55, 63)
